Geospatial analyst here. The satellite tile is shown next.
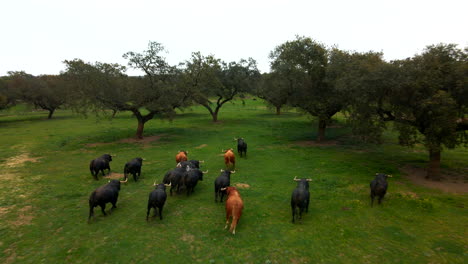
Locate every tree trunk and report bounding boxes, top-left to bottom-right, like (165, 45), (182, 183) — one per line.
(276, 106), (281, 115)
(136, 120), (145, 139)
(212, 111), (218, 122)
(317, 118), (327, 142)
(426, 148), (441, 180)
(47, 109), (55, 119)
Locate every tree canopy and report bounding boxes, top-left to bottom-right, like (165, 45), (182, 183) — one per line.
(349, 44), (468, 179)
(182, 52), (260, 122)
(269, 36), (350, 141)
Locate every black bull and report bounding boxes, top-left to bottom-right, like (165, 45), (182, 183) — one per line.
(88, 179), (121, 222)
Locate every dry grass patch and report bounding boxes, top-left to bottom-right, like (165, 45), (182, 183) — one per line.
(103, 172), (125, 180)
(4, 153), (40, 168)
(195, 144), (208, 149)
(235, 183), (250, 189)
(9, 206), (34, 228)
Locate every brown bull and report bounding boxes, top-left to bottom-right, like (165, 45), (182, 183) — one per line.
(175, 150), (188, 164)
(222, 186), (244, 235)
(222, 148), (235, 169)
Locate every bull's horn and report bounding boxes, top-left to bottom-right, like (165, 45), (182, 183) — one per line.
(176, 162), (182, 168)
(230, 148), (233, 151)
(108, 180), (111, 183)
(221, 149), (225, 152)
(202, 170), (209, 174)
(153, 181), (157, 186)
(220, 187), (227, 191)
(199, 160), (205, 163)
(186, 151), (189, 154)
(375, 173), (379, 175)
(142, 158), (146, 161)
(164, 182), (172, 187)
(230, 170), (236, 173)
(388, 174), (393, 177)
(220, 169), (225, 172)
(293, 176), (300, 182)
(120, 178), (128, 183)
(233, 138), (237, 141)
(306, 178), (312, 182)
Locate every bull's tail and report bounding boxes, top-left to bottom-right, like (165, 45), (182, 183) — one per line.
(229, 203), (242, 235)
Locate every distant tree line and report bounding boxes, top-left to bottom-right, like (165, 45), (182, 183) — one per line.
(1, 38), (466, 180)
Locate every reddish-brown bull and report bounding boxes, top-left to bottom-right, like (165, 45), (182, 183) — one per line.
(175, 150), (188, 164)
(222, 148), (235, 169)
(221, 186), (244, 235)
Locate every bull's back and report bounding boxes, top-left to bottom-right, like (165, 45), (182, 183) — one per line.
(291, 188), (309, 206)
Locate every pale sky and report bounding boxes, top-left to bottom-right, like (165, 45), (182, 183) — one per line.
(1, 0), (467, 76)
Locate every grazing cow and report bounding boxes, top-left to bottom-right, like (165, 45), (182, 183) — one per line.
(234, 138), (247, 157)
(184, 169), (208, 196)
(177, 160), (204, 170)
(214, 169), (235, 202)
(175, 151), (188, 164)
(124, 157), (143, 182)
(370, 173), (392, 207)
(88, 179), (123, 222)
(222, 186), (244, 235)
(163, 166), (190, 196)
(291, 176), (311, 223)
(147, 183), (169, 221)
(89, 154), (113, 180)
(222, 148), (236, 170)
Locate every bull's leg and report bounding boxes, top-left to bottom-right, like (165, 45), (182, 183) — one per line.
(370, 193), (375, 207)
(88, 206), (94, 221)
(158, 206), (163, 220)
(214, 188), (218, 202)
(299, 207), (304, 222)
(100, 204), (107, 216)
(291, 204), (296, 223)
(146, 205), (151, 221)
(225, 212), (231, 229)
(133, 173), (137, 182)
(378, 195), (383, 205)
(230, 217), (238, 235)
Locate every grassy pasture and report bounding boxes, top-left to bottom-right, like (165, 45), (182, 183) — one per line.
(0, 100), (467, 263)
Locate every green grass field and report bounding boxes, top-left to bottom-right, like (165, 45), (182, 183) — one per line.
(0, 100), (467, 263)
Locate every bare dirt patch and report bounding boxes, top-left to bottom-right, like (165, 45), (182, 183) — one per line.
(235, 183), (250, 189)
(85, 135), (164, 148)
(294, 140), (339, 147)
(103, 172), (125, 180)
(4, 153), (40, 168)
(400, 165), (468, 194)
(195, 144), (208, 149)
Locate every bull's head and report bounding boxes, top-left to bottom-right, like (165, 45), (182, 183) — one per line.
(120, 178), (128, 183)
(220, 169), (235, 173)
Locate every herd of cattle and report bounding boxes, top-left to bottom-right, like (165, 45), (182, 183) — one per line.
(87, 137), (391, 234)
